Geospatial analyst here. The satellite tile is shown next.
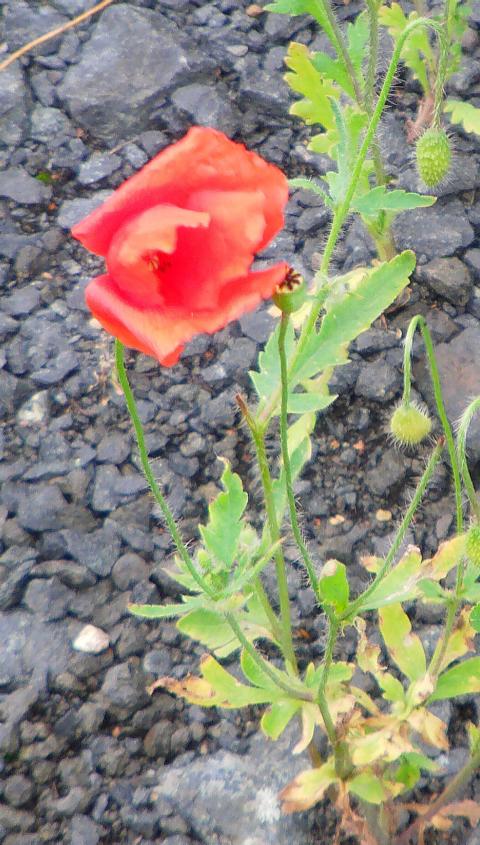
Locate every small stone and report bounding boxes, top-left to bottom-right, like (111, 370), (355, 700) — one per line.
(17, 391), (49, 426)
(17, 484), (69, 532)
(4, 775), (34, 808)
(0, 168), (51, 205)
(23, 577), (72, 622)
(78, 152), (122, 186)
(57, 192), (113, 230)
(73, 625), (110, 655)
(111, 553), (149, 591)
(417, 257), (472, 305)
(366, 451), (408, 497)
(355, 359), (401, 403)
(101, 662), (149, 715)
(70, 814), (102, 845)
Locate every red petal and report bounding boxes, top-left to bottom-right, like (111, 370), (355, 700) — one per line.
(71, 127), (288, 258)
(106, 203), (210, 307)
(85, 264), (288, 366)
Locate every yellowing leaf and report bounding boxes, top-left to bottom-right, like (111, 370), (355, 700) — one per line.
(379, 603), (426, 682)
(280, 759), (337, 813)
(409, 708), (448, 750)
(423, 534), (466, 581)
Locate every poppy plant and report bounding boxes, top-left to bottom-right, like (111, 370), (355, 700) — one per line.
(72, 127), (289, 365)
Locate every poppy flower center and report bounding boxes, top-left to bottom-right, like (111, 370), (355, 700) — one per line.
(144, 250), (173, 276)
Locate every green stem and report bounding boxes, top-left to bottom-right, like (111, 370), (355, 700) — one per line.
(239, 398), (298, 672)
(403, 316), (463, 535)
(253, 576), (284, 644)
(316, 613), (339, 746)
(456, 397), (480, 522)
(316, 0), (364, 104)
(317, 17), (438, 279)
(115, 340), (212, 597)
(342, 439), (444, 621)
(224, 612), (312, 702)
(278, 313), (321, 604)
(433, 0), (456, 127)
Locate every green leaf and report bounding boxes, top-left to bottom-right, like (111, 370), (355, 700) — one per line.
(311, 51), (356, 99)
(352, 185), (436, 217)
(289, 176), (332, 207)
(200, 655), (278, 707)
(355, 547), (423, 613)
(471, 604), (480, 633)
(418, 578), (448, 602)
(346, 10), (370, 77)
(261, 699), (302, 740)
(177, 608), (236, 652)
(128, 600), (199, 620)
(348, 772), (387, 804)
(395, 752), (438, 788)
(250, 320), (296, 401)
(444, 99), (480, 135)
(266, 0), (339, 47)
(240, 648), (279, 690)
(284, 42), (339, 130)
(199, 460), (248, 570)
(430, 657), (480, 701)
(379, 603), (426, 682)
(292, 251), (416, 384)
(287, 391), (336, 414)
(378, 3), (434, 92)
(319, 559), (350, 613)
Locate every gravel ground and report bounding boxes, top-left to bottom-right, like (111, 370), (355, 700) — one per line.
(1, 0), (480, 843)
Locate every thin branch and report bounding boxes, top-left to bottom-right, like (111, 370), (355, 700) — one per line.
(0, 0), (115, 73)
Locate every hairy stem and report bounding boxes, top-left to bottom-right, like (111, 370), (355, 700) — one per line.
(433, 0), (456, 126)
(403, 316), (463, 535)
(115, 340), (212, 597)
(316, 0), (364, 104)
(224, 612), (312, 702)
(456, 397), (480, 522)
(239, 397), (298, 672)
(278, 314), (321, 603)
(342, 439), (444, 621)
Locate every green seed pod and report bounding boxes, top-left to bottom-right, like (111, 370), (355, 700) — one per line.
(390, 402), (432, 446)
(415, 128), (452, 187)
(273, 268), (308, 314)
(466, 525), (480, 568)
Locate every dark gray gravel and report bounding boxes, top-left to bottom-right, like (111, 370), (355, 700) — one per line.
(1, 0), (480, 843)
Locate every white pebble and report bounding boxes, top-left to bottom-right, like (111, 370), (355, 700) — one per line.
(73, 624), (110, 654)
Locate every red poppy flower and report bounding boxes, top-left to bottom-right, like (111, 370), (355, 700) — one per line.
(72, 127), (289, 366)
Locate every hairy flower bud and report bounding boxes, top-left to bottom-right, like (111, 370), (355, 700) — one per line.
(466, 525), (480, 568)
(415, 128), (451, 187)
(390, 402), (432, 446)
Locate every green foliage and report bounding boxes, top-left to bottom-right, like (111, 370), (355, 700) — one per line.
(292, 251), (416, 384)
(378, 3), (435, 93)
(444, 99), (480, 135)
(379, 603), (426, 682)
(318, 560), (349, 613)
(352, 185), (436, 216)
(199, 460), (248, 570)
(470, 604), (480, 632)
(430, 657), (480, 701)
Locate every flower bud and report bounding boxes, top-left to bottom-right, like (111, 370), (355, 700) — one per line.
(415, 128), (451, 187)
(273, 268), (308, 314)
(466, 525), (480, 568)
(389, 402), (432, 446)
